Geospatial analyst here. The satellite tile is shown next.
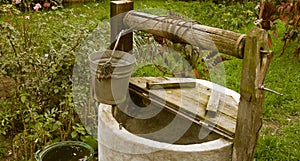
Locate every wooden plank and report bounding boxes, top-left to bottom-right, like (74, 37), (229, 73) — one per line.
(206, 90), (221, 117)
(233, 27), (269, 161)
(174, 88), (237, 134)
(123, 11), (246, 58)
(130, 77), (238, 117)
(129, 77), (239, 135)
(153, 78), (237, 134)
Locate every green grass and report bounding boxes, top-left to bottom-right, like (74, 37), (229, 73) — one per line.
(1, 0), (299, 160)
(224, 20), (300, 160)
(254, 22), (300, 160)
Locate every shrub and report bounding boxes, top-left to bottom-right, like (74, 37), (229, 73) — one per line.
(0, 0), (64, 12)
(277, 1), (300, 57)
(0, 6), (102, 160)
(254, 0), (300, 57)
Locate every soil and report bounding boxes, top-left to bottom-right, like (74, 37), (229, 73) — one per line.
(0, 76), (16, 98)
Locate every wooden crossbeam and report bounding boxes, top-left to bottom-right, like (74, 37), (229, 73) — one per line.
(123, 11), (246, 58)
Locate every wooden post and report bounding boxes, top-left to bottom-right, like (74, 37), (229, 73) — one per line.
(110, 1), (133, 52)
(233, 27), (269, 161)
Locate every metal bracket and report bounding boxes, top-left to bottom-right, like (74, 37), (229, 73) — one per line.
(258, 50), (273, 85)
(259, 85), (284, 96)
(259, 50), (273, 83)
(258, 50), (283, 96)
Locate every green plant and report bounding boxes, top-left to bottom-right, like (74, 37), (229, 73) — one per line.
(253, 0), (278, 47)
(1, 0), (63, 12)
(0, 1), (299, 160)
(277, 1), (300, 57)
(254, 0), (300, 57)
(0, 4), (107, 159)
(0, 3), (21, 15)
(0, 16), (78, 158)
(132, 29), (231, 81)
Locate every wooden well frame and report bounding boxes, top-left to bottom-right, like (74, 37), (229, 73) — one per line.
(109, 1), (273, 161)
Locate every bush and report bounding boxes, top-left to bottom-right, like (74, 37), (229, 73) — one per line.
(0, 5), (104, 159)
(254, 0), (300, 57)
(0, 0), (63, 12)
(277, 1), (300, 57)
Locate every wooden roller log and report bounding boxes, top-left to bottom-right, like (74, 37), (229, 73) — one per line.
(123, 10), (246, 58)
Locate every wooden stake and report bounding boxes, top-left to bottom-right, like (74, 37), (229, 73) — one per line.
(233, 27), (269, 161)
(110, 1), (133, 52)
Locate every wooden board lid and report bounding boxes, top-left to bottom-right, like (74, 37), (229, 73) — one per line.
(129, 77), (239, 138)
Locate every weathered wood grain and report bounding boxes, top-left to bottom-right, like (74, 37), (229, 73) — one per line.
(110, 1), (133, 52)
(123, 11), (246, 58)
(206, 90), (221, 117)
(129, 77), (238, 136)
(233, 27), (268, 161)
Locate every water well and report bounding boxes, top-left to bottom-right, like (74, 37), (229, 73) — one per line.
(95, 1), (272, 160)
(98, 77), (240, 161)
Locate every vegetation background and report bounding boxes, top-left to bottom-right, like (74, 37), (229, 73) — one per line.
(0, 0), (299, 160)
